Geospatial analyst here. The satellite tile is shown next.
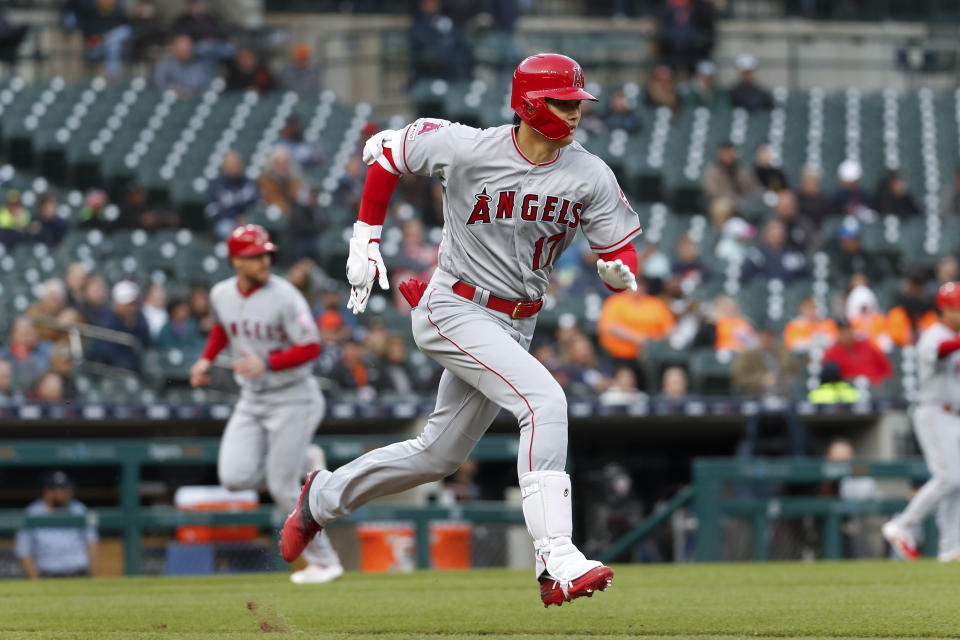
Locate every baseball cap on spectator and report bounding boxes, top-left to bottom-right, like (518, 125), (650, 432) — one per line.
(318, 310), (344, 331)
(292, 42), (311, 62)
(736, 53), (758, 72)
(696, 60), (716, 77)
(112, 280), (139, 305)
(86, 189), (108, 208)
(722, 217), (756, 240)
(362, 121), (380, 137)
(838, 216), (861, 239)
(42, 470), (73, 490)
(837, 159), (862, 183)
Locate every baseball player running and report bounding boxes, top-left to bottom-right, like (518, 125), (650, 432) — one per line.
(882, 282), (960, 561)
(281, 54), (642, 606)
(190, 224), (343, 583)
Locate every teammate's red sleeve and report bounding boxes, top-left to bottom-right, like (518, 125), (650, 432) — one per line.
(267, 342), (320, 371)
(358, 148), (401, 226)
(202, 324), (229, 361)
(598, 243), (639, 292)
(938, 337), (960, 359)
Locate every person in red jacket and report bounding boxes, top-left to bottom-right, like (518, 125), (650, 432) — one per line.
(822, 319), (893, 386)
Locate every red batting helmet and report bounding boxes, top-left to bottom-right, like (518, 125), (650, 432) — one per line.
(936, 282), (960, 310)
(511, 53), (597, 141)
(227, 224), (277, 258)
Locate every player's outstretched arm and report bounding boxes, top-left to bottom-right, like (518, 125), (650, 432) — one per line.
(596, 244), (639, 292)
(191, 324), (228, 386)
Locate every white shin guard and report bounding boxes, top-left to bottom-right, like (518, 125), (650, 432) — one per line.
(519, 470), (601, 584)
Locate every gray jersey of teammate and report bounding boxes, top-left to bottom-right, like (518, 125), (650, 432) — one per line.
(916, 322), (960, 407)
(210, 274), (319, 400)
(210, 273), (340, 571)
(394, 119), (642, 300)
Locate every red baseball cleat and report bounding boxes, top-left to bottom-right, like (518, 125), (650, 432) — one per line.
(280, 470), (322, 563)
(539, 565), (614, 607)
(882, 521), (919, 560)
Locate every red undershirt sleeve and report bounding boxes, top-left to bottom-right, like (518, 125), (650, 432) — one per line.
(267, 342), (321, 371)
(202, 324), (229, 361)
(598, 243), (640, 292)
(938, 337), (960, 359)
(358, 147), (401, 226)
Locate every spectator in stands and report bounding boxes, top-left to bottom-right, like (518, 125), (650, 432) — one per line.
(327, 338), (379, 397)
(874, 170), (920, 217)
(278, 43), (323, 96)
(934, 255), (959, 293)
(141, 283), (168, 340)
(845, 284), (893, 353)
(660, 365), (689, 399)
(77, 275), (110, 326)
(64, 262), (88, 309)
(30, 194), (67, 248)
(205, 150), (258, 238)
(79, 0), (131, 80)
(730, 53), (774, 111)
(15, 471), (98, 579)
(599, 367), (646, 405)
(278, 116), (326, 170)
(940, 166), (960, 219)
(170, 0), (232, 62)
(0, 317), (52, 394)
(27, 279), (69, 344)
(258, 146), (302, 215)
(560, 333), (613, 398)
(708, 194), (737, 229)
(715, 215), (754, 264)
(784, 296), (837, 354)
(822, 319), (893, 386)
(796, 166), (834, 225)
(157, 299), (203, 352)
(122, 182), (178, 230)
(0, 189), (31, 243)
(128, 0), (165, 61)
(225, 46), (276, 93)
(742, 219), (809, 283)
(48, 345), (77, 401)
(91, 281), (150, 371)
(376, 334), (421, 394)
(285, 258), (318, 309)
(732, 324), (802, 396)
(77, 189), (110, 230)
(643, 66), (680, 115)
(410, 0), (473, 83)
(577, 100), (607, 135)
(833, 159), (873, 219)
(153, 34), (213, 98)
(754, 144), (787, 191)
(886, 269), (937, 347)
(0, 358), (13, 400)
(337, 154), (366, 212)
(442, 458), (481, 502)
(709, 295), (756, 353)
(829, 216), (893, 287)
(606, 90), (643, 133)
(285, 186), (327, 262)
(31, 371), (64, 403)
(807, 362), (860, 403)
(392, 218), (439, 286)
(773, 189), (814, 253)
(681, 59), (723, 109)
(597, 277), (675, 369)
(560, 246), (610, 299)
(703, 142), (761, 204)
(671, 234), (709, 294)
(656, 0), (716, 73)
(0, 9), (28, 69)
(189, 284), (215, 336)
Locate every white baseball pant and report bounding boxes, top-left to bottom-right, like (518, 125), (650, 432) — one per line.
(218, 378), (340, 567)
(894, 404), (960, 555)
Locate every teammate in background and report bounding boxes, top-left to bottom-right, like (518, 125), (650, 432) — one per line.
(882, 282), (960, 562)
(282, 54), (641, 606)
(190, 224), (343, 583)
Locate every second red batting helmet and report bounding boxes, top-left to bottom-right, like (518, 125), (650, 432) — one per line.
(511, 53), (597, 141)
(227, 224), (277, 258)
(936, 282), (960, 309)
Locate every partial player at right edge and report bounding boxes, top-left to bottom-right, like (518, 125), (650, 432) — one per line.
(882, 282), (960, 561)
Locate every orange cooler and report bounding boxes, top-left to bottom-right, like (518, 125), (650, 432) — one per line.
(173, 486), (259, 544)
(429, 521), (473, 569)
(355, 522), (416, 572)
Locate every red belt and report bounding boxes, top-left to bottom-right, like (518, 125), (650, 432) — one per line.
(452, 281), (543, 319)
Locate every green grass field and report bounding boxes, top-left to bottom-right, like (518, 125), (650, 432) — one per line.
(1, 562), (958, 639)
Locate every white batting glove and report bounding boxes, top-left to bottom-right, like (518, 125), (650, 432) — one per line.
(362, 129), (397, 167)
(346, 221), (389, 314)
(596, 258), (638, 292)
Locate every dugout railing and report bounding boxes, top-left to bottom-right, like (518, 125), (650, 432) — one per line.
(0, 436), (524, 575)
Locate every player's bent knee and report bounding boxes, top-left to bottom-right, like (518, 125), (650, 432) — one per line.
(218, 467), (260, 492)
(528, 383), (567, 426)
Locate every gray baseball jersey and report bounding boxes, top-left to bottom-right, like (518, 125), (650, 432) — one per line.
(916, 322), (960, 407)
(209, 274), (319, 399)
(395, 120), (642, 300)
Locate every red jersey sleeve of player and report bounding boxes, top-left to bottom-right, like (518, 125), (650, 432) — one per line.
(202, 324), (229, 360)
(598, 243), (639, 292)
(938, 336), (960, 359)
(358, 148), (400, 227)
(267, 342), (321, 371)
